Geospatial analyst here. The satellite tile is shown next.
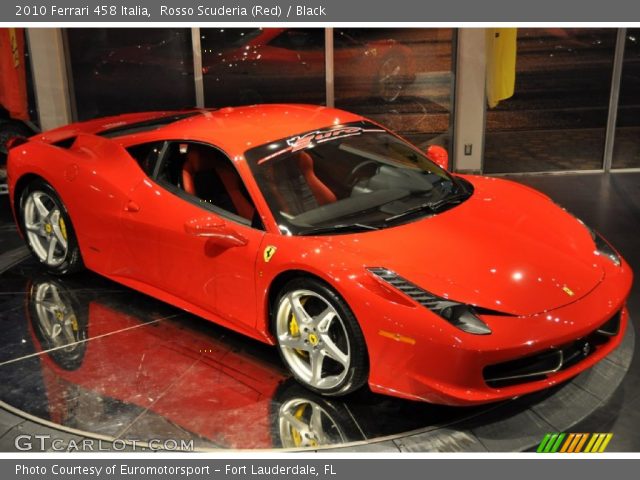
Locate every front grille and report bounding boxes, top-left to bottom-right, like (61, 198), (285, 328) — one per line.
(483, 309), (622, 388)
(483, 349), (564, 387)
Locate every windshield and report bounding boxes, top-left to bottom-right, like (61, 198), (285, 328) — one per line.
(245, 122), (472, 235)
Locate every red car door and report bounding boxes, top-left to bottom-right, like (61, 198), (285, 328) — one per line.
(118, 141), (265, 333)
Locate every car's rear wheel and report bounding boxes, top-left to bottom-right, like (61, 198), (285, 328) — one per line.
(273, 278), (368, 396)
(19, 179), (83, 275)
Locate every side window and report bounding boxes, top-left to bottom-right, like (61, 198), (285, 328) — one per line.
(156, 142), (262, 228)
(126, 141), (165, 176)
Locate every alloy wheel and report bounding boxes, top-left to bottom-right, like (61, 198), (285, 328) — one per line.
(23, 190), (69, 267)
(276, 289), (351, 391)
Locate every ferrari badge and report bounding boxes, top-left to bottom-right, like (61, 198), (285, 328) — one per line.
(263, 245), (277, 263)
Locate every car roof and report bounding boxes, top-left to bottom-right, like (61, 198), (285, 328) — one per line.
(157, 104), (365, 153)
(37, 104), (366, 157)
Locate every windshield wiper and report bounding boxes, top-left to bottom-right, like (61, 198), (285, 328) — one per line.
(298, 223), (380, 236)
(383, 202), (437, 224)
(383, 192), (470, 224)
(428, 192), (470, 211)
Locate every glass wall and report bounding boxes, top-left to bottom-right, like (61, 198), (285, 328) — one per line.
(63, 28), (453, 149)
(613, 29), (640, 169)
(56, 28), (637, 173)
(334, 28), (454, 150)
(200, 28), (325, 107)
(65, 29), (195, 121)
(484, 28), (617, 173)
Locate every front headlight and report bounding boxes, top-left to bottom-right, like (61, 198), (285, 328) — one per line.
(554, 202), (621, 268)
(589, 228), (621, 267)
(367, 267), (492, 335)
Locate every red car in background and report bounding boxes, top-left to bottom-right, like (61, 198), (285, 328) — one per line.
(6, 105), (632, 405)
(202, 28), (416, 104)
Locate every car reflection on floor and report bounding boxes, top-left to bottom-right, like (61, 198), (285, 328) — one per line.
(0, 261), (476, 450)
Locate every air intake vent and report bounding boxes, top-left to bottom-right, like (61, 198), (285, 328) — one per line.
(597, 309), (621, 337)
(367, 267), (493, 335)
(484, 349), (564, 388)
(52, 137), (77, 149)
(484, 311), (622, 388)
(367, 268), (451, 310)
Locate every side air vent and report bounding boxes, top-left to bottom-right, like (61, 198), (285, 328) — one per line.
(52, 137), (77, 149)
(367, 267), (493, 335)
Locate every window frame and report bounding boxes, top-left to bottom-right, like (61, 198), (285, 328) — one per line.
(125, 140), (168, 177)
(127, 139), (264, 230)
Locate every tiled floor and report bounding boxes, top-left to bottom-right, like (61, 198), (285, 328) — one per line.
(486, 128), (640, 173)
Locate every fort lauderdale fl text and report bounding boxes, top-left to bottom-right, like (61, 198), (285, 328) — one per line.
(16, 463), (337, 476)
(28, 4), (327, 18)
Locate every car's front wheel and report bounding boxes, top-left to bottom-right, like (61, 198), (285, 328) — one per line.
(273, 278), (368, 396)
(19, 179), (84, 275)
(376, 56), (408, 103)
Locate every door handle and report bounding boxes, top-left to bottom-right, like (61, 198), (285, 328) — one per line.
(124, 200), (140, 213)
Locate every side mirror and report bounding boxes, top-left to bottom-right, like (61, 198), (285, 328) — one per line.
(426, 145), (449, 171)
(184, 216), (247, 248)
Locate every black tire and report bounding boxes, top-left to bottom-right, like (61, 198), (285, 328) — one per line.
(18, 179), (84, 275)
(272, 277), (369, 397)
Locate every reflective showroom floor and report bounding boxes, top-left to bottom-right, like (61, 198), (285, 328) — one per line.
(0, 172), (638, 451)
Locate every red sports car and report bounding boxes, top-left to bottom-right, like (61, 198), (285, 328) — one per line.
(201, 28), (416, 104)
(5, 105), (632, 405)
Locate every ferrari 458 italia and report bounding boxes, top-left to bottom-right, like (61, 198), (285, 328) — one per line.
(6, 105), (632, 405)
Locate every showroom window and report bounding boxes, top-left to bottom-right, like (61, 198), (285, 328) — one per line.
(333, 28), (455, 151)
(612, 29), (640, 169)
(484, 28), (617, 173)
(200, 28), (326, 107)
(65, 28), (196, 121)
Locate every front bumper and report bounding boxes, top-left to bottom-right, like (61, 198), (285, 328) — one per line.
(354, 260), (633, 406)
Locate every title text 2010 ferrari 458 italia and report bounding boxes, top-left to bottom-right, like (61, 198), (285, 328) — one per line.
(6, 105), (632, 405)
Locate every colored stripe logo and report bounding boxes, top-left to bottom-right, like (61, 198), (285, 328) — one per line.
(537, 433), (613, 453)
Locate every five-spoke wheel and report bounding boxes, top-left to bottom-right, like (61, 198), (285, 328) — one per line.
(23, 190), (69, 267)
(20, 179), (83, 274)
(32, 280), (82, 351)
(278, 398), (346, 448)
(274, 278), (368, 396)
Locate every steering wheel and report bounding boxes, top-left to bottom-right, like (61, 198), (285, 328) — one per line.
(346, 161), (379, 188)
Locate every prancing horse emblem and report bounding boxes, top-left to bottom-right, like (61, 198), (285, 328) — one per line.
(263, 245), (277, 263)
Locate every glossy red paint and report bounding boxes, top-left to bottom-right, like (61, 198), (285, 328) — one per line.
(7, 105), (633, 405)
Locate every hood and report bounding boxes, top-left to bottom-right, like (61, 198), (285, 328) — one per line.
(332, 176), (603, 316)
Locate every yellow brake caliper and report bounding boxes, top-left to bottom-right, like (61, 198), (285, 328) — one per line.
(58, 217), (68, 241)
(290, 403), (317, 447)
(289, 300), (308, 358)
